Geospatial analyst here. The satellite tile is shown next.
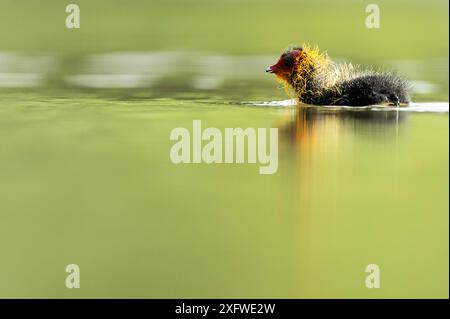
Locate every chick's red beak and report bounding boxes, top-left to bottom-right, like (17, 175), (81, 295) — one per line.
(266, 59), (289, 75)
(266, 65), (282, 74)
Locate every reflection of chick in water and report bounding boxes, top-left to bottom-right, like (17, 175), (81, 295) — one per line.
(279, 107), (407, 153)
(278, 107), (408, 215)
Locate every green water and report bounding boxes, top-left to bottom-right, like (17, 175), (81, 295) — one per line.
(0, 0), (448, 298)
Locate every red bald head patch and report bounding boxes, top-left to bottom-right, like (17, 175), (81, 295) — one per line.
(266, 48), (303, 79)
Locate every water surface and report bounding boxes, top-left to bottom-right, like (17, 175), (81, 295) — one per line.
(0, 69), (448, 298)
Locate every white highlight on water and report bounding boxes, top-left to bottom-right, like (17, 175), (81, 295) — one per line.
(248, 99), (449, 113)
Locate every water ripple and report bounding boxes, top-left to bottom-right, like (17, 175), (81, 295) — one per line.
(245, 100), (449, 113)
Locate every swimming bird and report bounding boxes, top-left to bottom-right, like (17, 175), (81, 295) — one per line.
(266, 45), (410, 106)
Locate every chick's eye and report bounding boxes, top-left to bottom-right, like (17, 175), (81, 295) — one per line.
(283, 55), (294, 68)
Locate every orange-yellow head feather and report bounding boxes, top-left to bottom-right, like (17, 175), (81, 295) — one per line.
(266, 44), (332, 100)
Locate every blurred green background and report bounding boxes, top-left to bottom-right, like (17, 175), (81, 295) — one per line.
(0, 0), (448, 298)
(0, 0), (448, 59)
